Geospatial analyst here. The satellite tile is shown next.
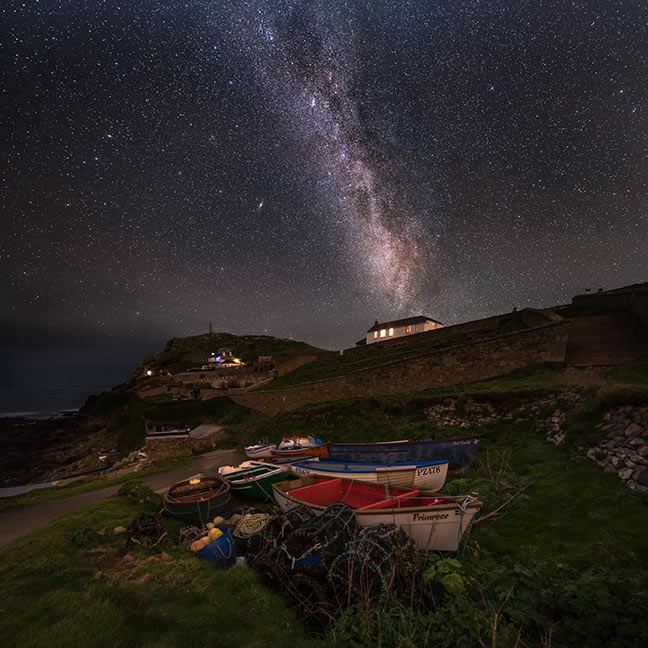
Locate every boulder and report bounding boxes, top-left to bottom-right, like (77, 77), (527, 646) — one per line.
(636, 470), (648, 487)
(625, 423), (643, 437)
(618, 467), (634, 481)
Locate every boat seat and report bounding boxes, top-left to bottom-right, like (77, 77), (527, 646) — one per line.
(357, 489), (420, 510)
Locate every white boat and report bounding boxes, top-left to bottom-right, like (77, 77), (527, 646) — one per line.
(244, 442), (276, 459)
(290, 459), (448, 493)
(271, 476), (481, 553)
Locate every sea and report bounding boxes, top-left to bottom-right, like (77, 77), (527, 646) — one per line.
(0, 385), (114, 420)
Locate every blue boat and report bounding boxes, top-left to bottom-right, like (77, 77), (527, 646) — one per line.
(290, 458), (449, 492)
(323, 435), (483, 471)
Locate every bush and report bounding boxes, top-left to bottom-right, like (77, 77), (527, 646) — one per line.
(117, 479), (161, 508)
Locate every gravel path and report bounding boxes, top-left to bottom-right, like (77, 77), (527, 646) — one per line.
(0, 448), (245, 548)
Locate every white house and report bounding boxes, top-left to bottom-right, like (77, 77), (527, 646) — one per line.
(365, 315), (444, 345)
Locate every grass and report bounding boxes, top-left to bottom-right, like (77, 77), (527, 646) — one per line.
(0, 492), (332, 648)
(453, 422), (648, 572)
(0, 457), (194, 512)
(135, 332), (324, 376)
(606, 356), (648, 386)
(256, 316), (527, 390)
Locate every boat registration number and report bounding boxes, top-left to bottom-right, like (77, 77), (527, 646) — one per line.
(416, 466), (441, 476)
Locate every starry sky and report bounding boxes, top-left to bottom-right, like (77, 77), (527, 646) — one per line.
(1, 0), (646, 392)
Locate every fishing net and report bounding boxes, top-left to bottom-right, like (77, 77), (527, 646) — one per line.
(249, 504), (424, 631)
(126, 515), (168, 549)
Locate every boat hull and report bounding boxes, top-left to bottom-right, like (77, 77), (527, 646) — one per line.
(163, 476), (231, 524)
(271, 476), (480, 553)
(290, 459), (448, 492)
(222, 464), (289, 501)
(324, 435), (483, 471)
(244, 443), (276, 459)
(270, 445), (326, 460)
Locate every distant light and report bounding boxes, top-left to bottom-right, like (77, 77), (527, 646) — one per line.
(146, 370), (152, 376)
(189, 478), (201, 485)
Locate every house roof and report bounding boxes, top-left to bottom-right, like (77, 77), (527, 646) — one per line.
(367, 315), (443, 333)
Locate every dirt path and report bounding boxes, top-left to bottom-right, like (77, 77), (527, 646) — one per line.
(0, 448), (245, 548)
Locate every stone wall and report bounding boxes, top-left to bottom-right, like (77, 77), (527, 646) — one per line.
(571, 282), (648, 329)
(145, 426), (224, 463)
(145, 435), (191, 463)
(230, 317), (570, 414)
(342, 311), (523, 359)
(587, 406), (648, 493)
(424, 393), (648, 494)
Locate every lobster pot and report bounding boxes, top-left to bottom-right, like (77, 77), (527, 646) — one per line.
(197, 528), (237, 569)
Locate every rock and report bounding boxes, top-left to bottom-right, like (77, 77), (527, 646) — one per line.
(638, 446), (648, 458)
(628, 438), (645, 447)
(603, 464), (617, 473)
(625, 423), (643, 437)
(636, 470), (648, 487)
(618, 467), (634, 481)
(113, 526), (127, 535)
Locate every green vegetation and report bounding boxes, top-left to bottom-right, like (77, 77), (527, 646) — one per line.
(257, 314), (526, 390)
(0, 486), (331, 648)
(4, 358), (647, 645)
(606, 355), (648, 386)
(137, 332), (324, 375)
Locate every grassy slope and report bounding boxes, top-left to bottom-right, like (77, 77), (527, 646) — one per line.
(0, 494), (332, 648)
(136, 333), (324, 375)
(256, 316), (526, 390)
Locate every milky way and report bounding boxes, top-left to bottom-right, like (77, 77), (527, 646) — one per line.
(1, 0), (646, 390)
(234, 1), (432, 310)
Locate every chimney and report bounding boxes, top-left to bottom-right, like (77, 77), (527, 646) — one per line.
(375, 318), (379, 324)
(209, 320), (213, 335)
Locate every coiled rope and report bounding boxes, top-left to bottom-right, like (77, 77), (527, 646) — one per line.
(233, 513), (271, 538)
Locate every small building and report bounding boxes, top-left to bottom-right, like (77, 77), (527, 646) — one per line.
(202, 350), (245, 369)
(144, 423), (225, 463)
(365, 316), (443, 345)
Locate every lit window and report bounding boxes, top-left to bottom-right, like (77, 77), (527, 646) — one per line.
(373, 331), (378, 339)
(380, 329), (386, 337)
(388, 328), (394, 336)
(406, 325), (411, 333)
(414, 323), (419, 332)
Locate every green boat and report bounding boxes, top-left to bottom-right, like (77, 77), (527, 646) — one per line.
(163, 475), (231, 524)
(222, 464), (289, 501)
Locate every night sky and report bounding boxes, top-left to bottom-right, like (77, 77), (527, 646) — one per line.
(1, 0), (646, 393)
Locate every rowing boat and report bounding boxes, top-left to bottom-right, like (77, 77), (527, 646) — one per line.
(219, 463), (289, 500)
(163, 475), (231, 524)
(271, 476), (480, 553)
(290, 458), (448, 492)
(322, 435), (483, 471)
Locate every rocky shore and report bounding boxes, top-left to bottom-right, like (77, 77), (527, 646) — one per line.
(0, 413), (107, 487)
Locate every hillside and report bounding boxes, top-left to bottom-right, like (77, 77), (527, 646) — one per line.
(135, 333), (325, 376)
